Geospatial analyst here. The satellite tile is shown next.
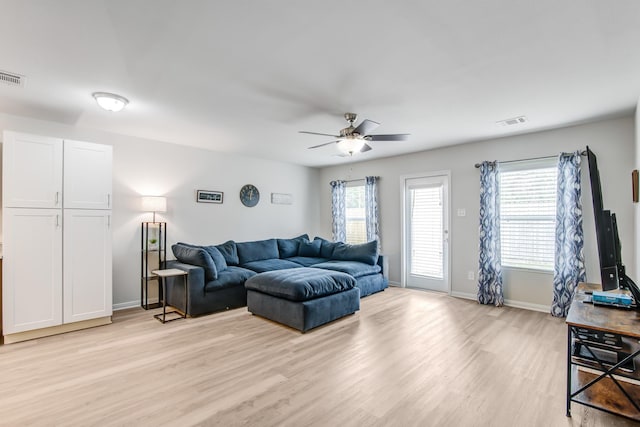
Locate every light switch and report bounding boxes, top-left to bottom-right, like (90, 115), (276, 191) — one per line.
(467, 271), (475, 280)
(457, 208), (466, 217)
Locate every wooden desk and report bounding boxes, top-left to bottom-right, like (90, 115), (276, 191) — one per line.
(566, 282), (640, 421)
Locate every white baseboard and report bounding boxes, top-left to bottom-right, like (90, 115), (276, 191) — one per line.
(113, 300), (143, 311)
(389, 281), (402, 287)
(450, 291), (477, 300)
(450, 291), (550, 313)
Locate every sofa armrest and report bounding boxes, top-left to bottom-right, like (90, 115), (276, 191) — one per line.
(164, 260), (205, 314)
(377, 254), (389, 280)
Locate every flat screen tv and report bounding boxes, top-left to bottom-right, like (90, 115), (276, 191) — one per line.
(586, 146), (640, 306)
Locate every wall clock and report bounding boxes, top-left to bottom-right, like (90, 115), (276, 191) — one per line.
(239, 184), (260, 207)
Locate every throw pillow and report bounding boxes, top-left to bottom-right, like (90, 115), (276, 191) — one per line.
(298, 239), (322, 257)
(331, 240), (379, 265)
(277, 234), (310, 258)
(172, 243), (217, 281)
(215, 240), (239, 265)
(203, 245), (228, 272)
(315, 236), (338, 259)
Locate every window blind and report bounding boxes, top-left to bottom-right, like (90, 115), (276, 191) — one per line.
(345, 185), (366, 244)
(499, 162), (557, 271)
(410, 185), (443, 279)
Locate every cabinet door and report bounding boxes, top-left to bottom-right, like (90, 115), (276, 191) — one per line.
(2, 208), (63, 334)
(3, 132), (63, 208)
(63, 209), (112, 323)
(64, 140), (113, 209)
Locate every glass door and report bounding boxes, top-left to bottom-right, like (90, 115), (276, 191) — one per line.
(403, 174), (450, 292)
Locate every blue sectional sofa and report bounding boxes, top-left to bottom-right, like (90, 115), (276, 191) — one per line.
(164, 235), (388, 317)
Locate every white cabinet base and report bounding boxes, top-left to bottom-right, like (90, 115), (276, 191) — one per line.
(2, 316), (111, 344)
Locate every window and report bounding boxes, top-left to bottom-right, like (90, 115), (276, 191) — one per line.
(345, 184), (366, 244)
(499, 159), (557, 271)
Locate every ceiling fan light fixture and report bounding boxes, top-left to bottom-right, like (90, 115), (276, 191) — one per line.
(337, 138), (365, 156)
(92, 92), (129, 112)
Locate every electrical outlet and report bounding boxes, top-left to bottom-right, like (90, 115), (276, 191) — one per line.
(457, 208), (466, 217)
(467, 271), (474, 280)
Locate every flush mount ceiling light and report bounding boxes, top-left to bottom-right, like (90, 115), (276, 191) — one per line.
(92, 92), (129, 112)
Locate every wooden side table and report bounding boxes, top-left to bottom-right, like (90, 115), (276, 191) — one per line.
(566, 282), (640, 421)
(151, 268), (188, 323)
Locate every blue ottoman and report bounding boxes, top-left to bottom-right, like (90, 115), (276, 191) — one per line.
(245, 267), (360, 332)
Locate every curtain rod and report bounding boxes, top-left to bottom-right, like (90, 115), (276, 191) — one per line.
(332, 176), (380, 183)
(474, 150), (586, 168)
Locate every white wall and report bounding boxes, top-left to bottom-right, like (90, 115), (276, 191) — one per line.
(0, 113), (321, 307)
(319, 116), (635, 310)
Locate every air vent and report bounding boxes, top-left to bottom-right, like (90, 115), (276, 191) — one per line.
(497, 116), (527, 127)
(0, 70), (25, 87)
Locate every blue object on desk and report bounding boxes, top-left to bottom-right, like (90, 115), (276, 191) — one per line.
(592, 291), (633, 307)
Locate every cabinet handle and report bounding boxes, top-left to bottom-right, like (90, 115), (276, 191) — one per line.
(55, 191), (59, 206)
(107, 215), (111, 228)
(56, 215), (60, 227)
(107, 193), (111, 208)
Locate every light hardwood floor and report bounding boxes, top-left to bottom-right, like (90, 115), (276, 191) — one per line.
(0, 287), (634, 426)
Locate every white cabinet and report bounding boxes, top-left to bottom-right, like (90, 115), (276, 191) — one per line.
(2, 131), (113, 341)
(2, 208), (63, 334)
(3, 132), (63, 209)
(63, 210), (112, 323)
(64, 140), (112, 209)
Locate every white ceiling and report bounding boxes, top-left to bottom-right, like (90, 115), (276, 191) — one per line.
(1, 1), (639, 167)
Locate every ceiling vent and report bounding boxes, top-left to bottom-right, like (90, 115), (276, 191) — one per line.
(497, 116), (527, 127)
(0, 70), (25, 88)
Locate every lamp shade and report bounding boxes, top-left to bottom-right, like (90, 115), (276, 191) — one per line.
(141, 196), (167, 213)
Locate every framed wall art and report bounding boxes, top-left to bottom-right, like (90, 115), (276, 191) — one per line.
(196, 190), (223, 204)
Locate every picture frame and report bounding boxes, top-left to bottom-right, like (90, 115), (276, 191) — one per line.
(271, 192), (293, 205)
(196, 190), (223, 204)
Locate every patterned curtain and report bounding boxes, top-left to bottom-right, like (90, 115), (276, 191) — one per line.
(330, 180), (347, 242)
(364, 176), (380, 245)
(477, 161), (504, 306)
(551, 152), (586, 317)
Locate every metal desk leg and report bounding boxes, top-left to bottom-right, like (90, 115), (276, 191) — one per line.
(183, 274), (187, 319)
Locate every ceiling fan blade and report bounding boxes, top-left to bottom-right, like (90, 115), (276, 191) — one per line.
(365, 134), (410, 141)
(308, 141), (339, 149)
(360, 143), (372, 152)
(299, 131), (341, 138)
(353, 119), (380, 136)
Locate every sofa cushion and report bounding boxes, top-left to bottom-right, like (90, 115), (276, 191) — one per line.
(236, 239), (279, 264)
(215, 240), (239, 265)
(315, 237), (339, 259)
(277, 234), (309, 258)
(172, 243), (217, 281)
(285, 256), (329, 267)
(204, 266), (256, 293)
(311, 260), (382, 279)
(241, 258), (303, 273)
(298, 239), (322, 257)
(173, 242), (227, 273)
(244, 267), (356, 302)
(203, 245), (228, 272)
(331, 240), (379, 265)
